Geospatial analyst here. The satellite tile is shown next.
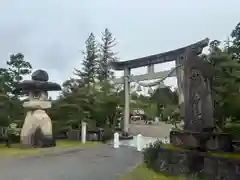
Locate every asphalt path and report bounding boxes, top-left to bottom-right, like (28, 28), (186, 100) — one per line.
(0, 145), (142, 180)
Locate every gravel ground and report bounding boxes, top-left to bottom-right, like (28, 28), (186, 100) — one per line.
(129, 121), (172, 138)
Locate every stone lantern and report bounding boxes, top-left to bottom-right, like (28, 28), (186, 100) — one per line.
(15, 69), (61, 148)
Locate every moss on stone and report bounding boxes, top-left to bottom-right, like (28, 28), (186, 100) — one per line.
(161, 144), (240, 159)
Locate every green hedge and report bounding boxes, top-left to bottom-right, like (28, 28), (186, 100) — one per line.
(224, 123), (240, 139)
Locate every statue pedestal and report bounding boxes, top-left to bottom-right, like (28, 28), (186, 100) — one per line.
(21, 105), (56, 148)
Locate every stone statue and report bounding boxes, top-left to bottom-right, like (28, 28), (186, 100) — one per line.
(15, 70), (61, 148)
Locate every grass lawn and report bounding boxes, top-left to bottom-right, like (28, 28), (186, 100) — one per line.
(120, 165), (184, 180)
(0, 140), (100, 157)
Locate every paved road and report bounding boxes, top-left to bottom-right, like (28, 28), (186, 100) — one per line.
(0, 145), (142, 180)
(129, 121), (172, 137)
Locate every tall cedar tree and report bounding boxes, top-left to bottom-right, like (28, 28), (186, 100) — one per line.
(74, 33), (98, 85)
(97, 28), (117, 82)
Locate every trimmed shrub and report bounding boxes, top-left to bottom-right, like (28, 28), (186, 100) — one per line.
(7, 123), (21, 143)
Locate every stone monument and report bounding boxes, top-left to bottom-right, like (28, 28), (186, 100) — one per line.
(15, 69), (61, 148)
(170, 49), (216, 148)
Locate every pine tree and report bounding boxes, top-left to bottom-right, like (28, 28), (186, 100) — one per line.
(74, 33), (98, 86)
(6, 53), (32, 96)
(97, 28), (118, 82)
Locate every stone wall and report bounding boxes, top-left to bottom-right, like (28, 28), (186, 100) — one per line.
(170, 131), (233, 152)
(149, 148), (240, 180)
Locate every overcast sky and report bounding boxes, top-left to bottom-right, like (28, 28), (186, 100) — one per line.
(0, 0), (239, 98)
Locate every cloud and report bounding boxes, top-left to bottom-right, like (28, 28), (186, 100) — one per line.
(0, 0), (240, 99)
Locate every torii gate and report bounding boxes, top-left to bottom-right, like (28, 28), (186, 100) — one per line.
(111, 38), (209, 133)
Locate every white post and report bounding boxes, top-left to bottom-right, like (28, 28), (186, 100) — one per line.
(81, 121), (87, 144)
(136, 134), (142, 151)
(113, 132), (119, 148)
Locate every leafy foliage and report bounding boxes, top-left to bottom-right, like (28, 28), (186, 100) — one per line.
(0, 53), (31, 127)
(203, 23), (240, 129)
(7, 53), (32, 95)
